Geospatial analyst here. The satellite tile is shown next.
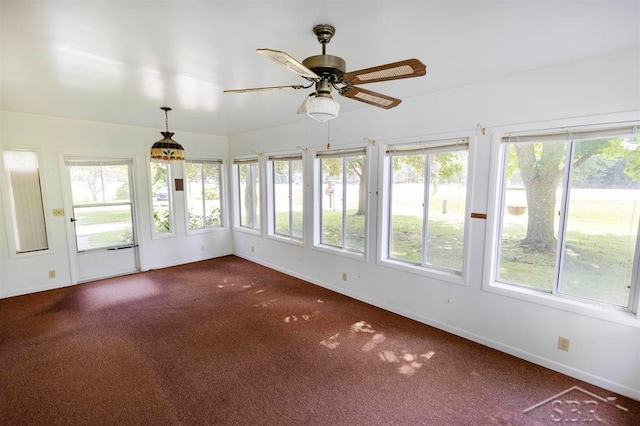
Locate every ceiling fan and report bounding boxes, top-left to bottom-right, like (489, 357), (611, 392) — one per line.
(223, 24), (427, 122)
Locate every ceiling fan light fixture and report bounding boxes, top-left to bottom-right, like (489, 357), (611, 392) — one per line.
(151, 107), (185, 161)
(305, 94), (340, 122)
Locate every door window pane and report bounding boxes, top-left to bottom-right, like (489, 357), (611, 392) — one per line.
(73, 205), (134, 251)
(67, 161), (135, 252)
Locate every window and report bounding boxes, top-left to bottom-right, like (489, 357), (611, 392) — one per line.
(317, 148), (367, 253)
(2, 149), (49, 254)
(66, 159), (135, 251)
(186, 159), (223, 231)
(268, 153), (303, 241)
(385, 138), (469, 274)
(495, 124), (640, 310)
(234, 157), (260, 231)
(150, 161), (173, 234)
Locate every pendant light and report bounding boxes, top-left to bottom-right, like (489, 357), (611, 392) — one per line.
(305, 79), (340, 123)
(150, 107), (185, 161)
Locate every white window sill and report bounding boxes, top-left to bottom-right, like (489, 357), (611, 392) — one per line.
(312, 243), (367, 262)
(233, 226), (262, 237)
(266, 233), (305, 247)
(186, 225), (228, 236)
(485, 281), (640, 328)
(378, 258), (466, 286)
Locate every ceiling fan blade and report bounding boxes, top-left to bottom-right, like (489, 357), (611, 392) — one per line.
(340, 86), (401, 109)
(342, 58), (426, 85)
(223, 84), (307, 94)
(257, 48), (321, 80)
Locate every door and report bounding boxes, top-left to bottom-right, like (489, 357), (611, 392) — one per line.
(65, 158), (139, 282)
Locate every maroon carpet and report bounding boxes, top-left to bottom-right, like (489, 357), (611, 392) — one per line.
(1, 256), (637, 425)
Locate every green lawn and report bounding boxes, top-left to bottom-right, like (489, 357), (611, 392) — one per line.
(74, 206), (131, 225)
(77, 185), (635, 307)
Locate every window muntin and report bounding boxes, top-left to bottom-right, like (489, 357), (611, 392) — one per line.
(234, 158), (260, 231)
(496, 125), (640, 309)
(386, 140), (469, 273)
(150, 161), (172, 234)
(317, 148), (366, 253)
(186, 159), (223, 231)
(270, 154), (303, 241)
(2, 149), (49, 253)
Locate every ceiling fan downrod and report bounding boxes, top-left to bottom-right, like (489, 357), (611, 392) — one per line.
(303, 24), (345, 83)
(313, 24), (336, 55)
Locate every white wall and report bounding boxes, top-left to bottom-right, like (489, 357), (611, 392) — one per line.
(228, 49), (640, 400)
(0, 112), (233, 298)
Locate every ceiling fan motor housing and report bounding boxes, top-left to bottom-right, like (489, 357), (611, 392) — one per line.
(302, 55), (346, 82)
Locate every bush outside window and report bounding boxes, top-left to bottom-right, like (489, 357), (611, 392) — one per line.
(150, 161), (172, 234)
(186, 159), (223, 231)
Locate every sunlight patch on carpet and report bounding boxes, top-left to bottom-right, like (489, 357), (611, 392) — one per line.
(379, 350), (436, 377)
(80, 278), (159, 309)
(320, 333), (341, 349)
(284, 311), (319, 323)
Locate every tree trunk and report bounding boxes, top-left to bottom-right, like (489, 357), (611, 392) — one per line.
(521, 176), (559, 250)
(514, 143), (566, 251)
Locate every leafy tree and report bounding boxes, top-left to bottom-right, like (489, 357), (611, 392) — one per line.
(321, 156), (366, 215)
(392, 151), (464, 193)
(69, 165), (127, 202)
(512, 136), (636, 250)
(151, 162), (168, 192)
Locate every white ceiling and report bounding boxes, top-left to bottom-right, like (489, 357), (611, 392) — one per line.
(1, 1), (638, 136)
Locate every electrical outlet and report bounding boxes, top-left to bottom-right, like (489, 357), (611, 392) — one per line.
(48, 270), (56, 279)
(200, 245), (206, 252)
(558, 336), (570, 352)
(251, 246), (255, 252)
(342, 272), (347, 281)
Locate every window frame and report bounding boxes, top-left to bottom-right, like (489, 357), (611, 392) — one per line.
(0, 146), (53, 258)
(266, 152), (305, 246)
(184, 158), (226, 235)
(483, 117), (640, 323)
(377, 136), (473, 285)
(313, 145), (370, 261)
(232, 156), (262, 235)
